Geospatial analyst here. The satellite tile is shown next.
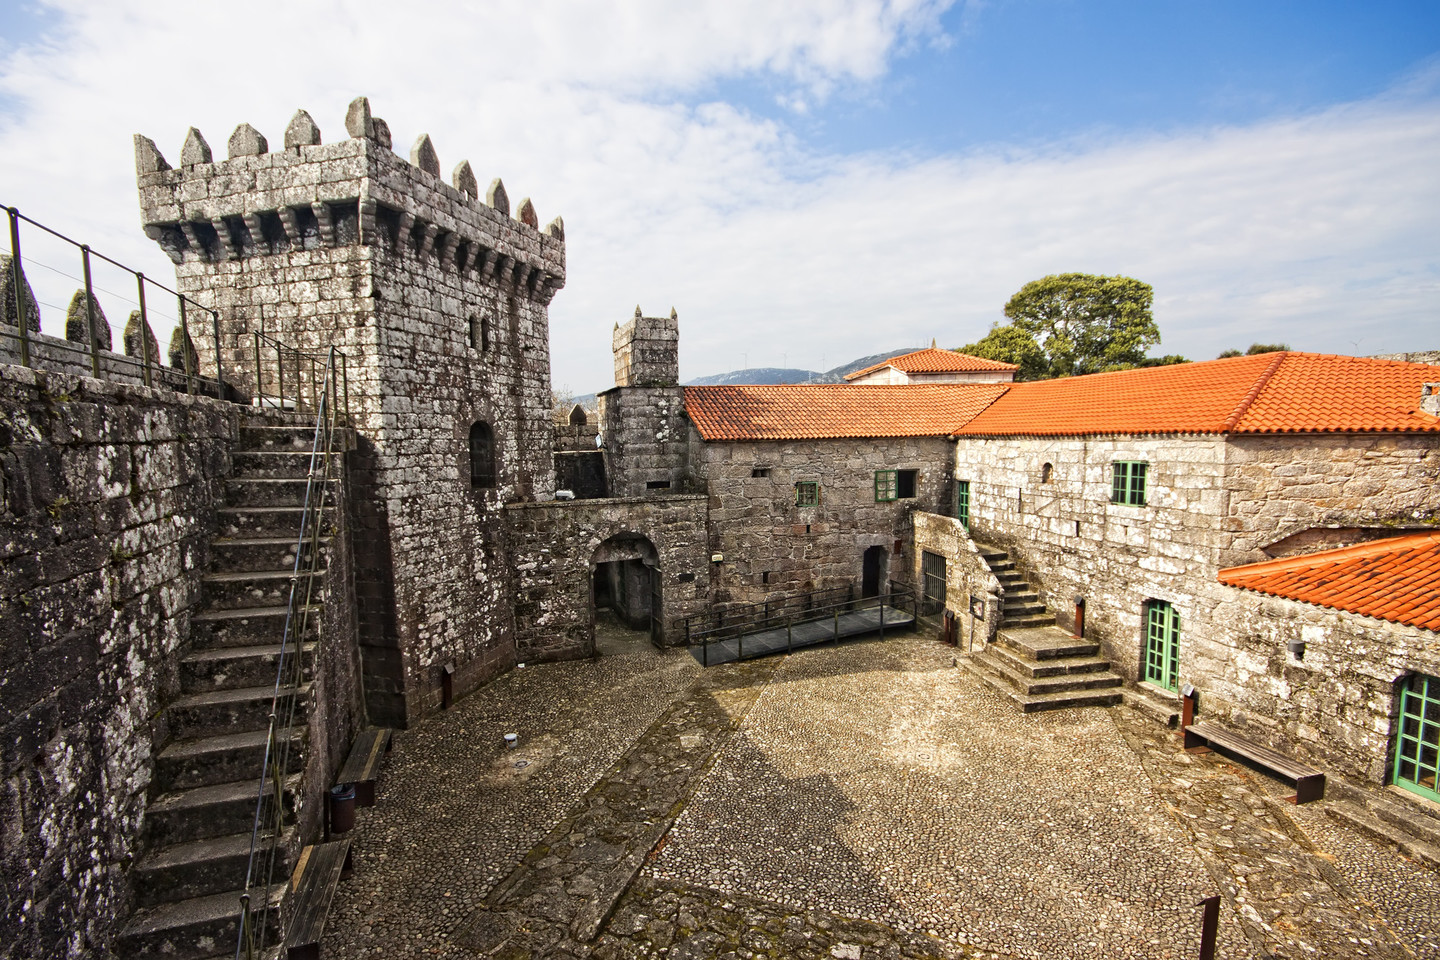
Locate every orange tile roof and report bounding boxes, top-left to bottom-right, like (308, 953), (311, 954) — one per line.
(683, 384), (1008, 441)
(1219, 533), (1440, 632)
(845, 347), (1019, 380)
(955, 352), (1440, 437)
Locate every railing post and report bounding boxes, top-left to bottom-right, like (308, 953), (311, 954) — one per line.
(135, 273), (152, 387)
(834, 610), (840, 646)
(7, 208), (31, 368)
(80, 245), (101, 378)
(211, 310), (224, 397)
(879, 598), (885, 642)
(254, 333), (264, 409)
(177, 296), (195, 394)
(787, 623), (793, 654)
(275, 341), (284, 409)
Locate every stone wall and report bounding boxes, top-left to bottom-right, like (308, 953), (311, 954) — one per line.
(911, 511), (1001, 649)
(136, 105), (566, 725)
(505, 495), (711, 660)
(0, 365), (235, 959)
(950, 429), (1440, 781)
(692, 434), (954, 606)
(952, 433), (1230, 684)
(598, 387), (690, 498)
(1203, 588), (1440, 788)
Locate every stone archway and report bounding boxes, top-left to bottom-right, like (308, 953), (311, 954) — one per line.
(591, 533), (662, 648)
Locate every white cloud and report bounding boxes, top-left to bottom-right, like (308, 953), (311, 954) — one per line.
(0, 0), (1435, 393)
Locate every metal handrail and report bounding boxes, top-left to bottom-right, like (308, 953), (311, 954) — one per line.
(686, 581), (918, 665)
(252, 331), (350, 420)
(234, 346), (345, 960)
(3, 204), (223, 396)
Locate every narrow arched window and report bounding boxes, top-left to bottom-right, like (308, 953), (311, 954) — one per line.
(469, 421), (495, 488)
(1041, 462), (1053, 483)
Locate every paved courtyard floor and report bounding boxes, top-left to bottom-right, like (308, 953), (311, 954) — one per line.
(324, 629), (1440, 959)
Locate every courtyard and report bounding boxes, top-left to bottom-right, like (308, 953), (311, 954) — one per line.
(323, 626), (1440, 960)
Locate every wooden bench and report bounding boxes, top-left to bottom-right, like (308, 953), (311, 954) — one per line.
(284, 838), (352, 960)
(336, 727), (392, 807)
(1184, 720), (1325, 804)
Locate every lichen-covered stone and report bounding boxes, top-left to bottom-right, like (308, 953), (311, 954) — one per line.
(64, 290), (111, 351)
(122, 310), (160, 364)
(0, 254), (41, 332)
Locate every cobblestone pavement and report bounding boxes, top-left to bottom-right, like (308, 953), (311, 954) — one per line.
(325, 633), (1440, 959)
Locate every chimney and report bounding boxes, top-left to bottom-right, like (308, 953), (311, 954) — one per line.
(1422, 383), (1440, 418)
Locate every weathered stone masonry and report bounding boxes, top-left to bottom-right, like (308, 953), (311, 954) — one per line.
(951, 429), (1440, 783)
(136, 100), (565, 725)
(0, 366), (234, 959)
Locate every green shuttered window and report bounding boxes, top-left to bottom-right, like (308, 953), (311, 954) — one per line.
(1112, 461), (1148, 506)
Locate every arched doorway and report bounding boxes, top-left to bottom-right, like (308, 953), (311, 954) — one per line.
(591, 534), (662, 649)
(862, 544), (889, 598)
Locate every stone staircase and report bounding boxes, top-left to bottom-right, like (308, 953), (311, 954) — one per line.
(116, 413), (332, 960)
(965, 544), (1124, 712)
(1325, 783), (1440, 871)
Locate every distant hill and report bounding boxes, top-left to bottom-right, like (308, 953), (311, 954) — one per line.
(569, 346), (927, 409)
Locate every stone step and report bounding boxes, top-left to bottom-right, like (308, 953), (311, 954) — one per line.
(1007, 685), (1125, 713)
(215, 505), (316, 538)
(989, 560), (1017, 573)
(154, 728), (305, 793)
(1326, 801), (1440, 870)
(1124, 688), (1181, 728)
(974, 648), (1123, 697)
(1373, 790), (1440, 848)
(1000, 601), (1048, 618)
(224, 477), (332, 508)
(190, 605), (317, 649)
(180, 642), (314, 693)
(238, 422), (324, 450)
(168, 683), (311, 740)
(132, 829), (295, 907)
(209, 535), (329, 574)
(232, 449), (328, 480)
(985, 642), (1112, 679)
(116, 883), (285, 960)
(144, 775), (300, 848)
(999, 612), (1058, 629)
(199, 568), (325, 611)
(998, 625), (1097, 660)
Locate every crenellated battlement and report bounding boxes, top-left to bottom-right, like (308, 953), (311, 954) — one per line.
(613, 305), (679, 388)
(135, 97), (566, 304)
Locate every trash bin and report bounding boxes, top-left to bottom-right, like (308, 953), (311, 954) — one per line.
(329, 782), (356, 835)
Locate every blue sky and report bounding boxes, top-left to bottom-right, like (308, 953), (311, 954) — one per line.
(716, 2), (1440, 149)
(0, 1), (1437, 390)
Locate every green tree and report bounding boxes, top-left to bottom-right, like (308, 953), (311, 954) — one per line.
(1218, 342), (1290, 359)
(957, 324), (1049, 381)
(1001, 273), (1160, 378)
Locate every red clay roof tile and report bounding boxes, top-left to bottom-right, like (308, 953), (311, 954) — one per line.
(845, 347), (1018, 381)
(683, 384), (1008, 441)
(954, 353), (1440, 437)
(1218, 533), (1440, 632)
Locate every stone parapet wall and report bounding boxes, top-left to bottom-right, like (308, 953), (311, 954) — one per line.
(505, 496), (711, 661)
(911, 511), (1001, 648)
(694, 435), (954, 607)
(0, 365), (236, 959)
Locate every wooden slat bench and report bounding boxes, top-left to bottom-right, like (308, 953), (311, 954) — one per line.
(284, 838), (352, 960)
(1184, 720), (1326, 804)
(336, 727), (392, 807)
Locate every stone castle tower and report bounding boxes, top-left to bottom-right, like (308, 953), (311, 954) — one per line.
(135, 97), (566, 724)
(600, 307), (690, 497)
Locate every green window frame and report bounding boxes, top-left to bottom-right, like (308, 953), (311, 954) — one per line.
(1112, 460), (1148, 506)
(874, 470), (898, 502)
(1144, 600), (1180, 692)
(955, 480), (970, 530)
(1394, 673), (1440, 802)
(795, 481), (819, 507)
